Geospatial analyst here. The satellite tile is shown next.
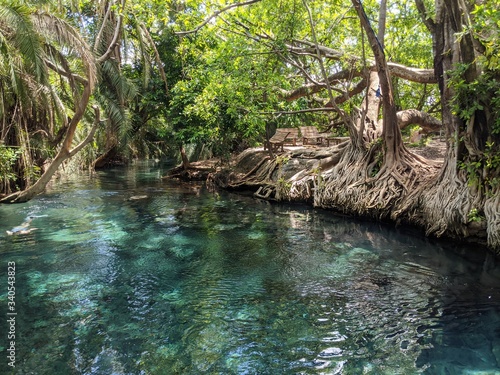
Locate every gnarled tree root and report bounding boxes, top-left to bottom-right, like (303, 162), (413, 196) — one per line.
(210, 144), (499, 254)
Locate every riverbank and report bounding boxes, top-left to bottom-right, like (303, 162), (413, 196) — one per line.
(165, 139), (495, 255)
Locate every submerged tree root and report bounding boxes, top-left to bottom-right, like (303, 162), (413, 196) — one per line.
(411, 158), (498, 250)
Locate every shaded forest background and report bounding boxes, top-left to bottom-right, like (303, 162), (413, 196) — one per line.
(1, 0), (500, 252)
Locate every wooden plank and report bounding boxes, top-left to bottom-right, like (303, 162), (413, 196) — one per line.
(280, 128), (299, 145)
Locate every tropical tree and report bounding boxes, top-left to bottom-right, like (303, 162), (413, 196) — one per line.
(0, 0), (168, 201)
(411, 0), (500, 249)
(170, 0), (500, 250)
(90, 0), (172, 167)
(0, 0), (98, 202)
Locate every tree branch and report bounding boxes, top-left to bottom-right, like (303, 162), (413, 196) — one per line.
(97, 0), (126, 63)
(259, 107), (339, 115)
(397, 109), (442, 133)
(284, 69), (366, 101)
(415, 0), (436, 34)
(290, 39), (345, 60)
(68, 105), (103, 157)
(283, 61), (435, 103)
(45, 59), (87, 85)
(175, 0), (262, 36)
(302, 0), (344, 119)
(140, 24), (169, 96)
(387, 62), (437, 84)
(94, 0), (115, 53)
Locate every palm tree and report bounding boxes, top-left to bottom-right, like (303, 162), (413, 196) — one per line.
(0, 0), (56, 194)
(1, 0), (170, 200)
(0, 0), (102, 202)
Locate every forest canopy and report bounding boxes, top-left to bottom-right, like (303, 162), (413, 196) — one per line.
(1, 0), (500, 252)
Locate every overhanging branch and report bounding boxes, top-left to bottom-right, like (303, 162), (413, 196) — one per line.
(259, 107), (339, 115)
(97, 0), (126, 63)
(175, 0), (262, 36)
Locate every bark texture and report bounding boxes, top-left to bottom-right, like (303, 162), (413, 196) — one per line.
(410, 0), (500, 250)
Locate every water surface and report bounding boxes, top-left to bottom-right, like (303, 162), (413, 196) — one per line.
(1, 161), (499, 374)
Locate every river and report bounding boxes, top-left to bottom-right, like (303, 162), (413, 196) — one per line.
(1, 161), (499, 374)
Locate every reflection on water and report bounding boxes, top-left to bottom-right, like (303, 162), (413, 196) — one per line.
(0, 160), (499, 374)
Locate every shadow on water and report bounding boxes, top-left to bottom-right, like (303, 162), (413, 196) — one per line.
(0, 160), (499, 374)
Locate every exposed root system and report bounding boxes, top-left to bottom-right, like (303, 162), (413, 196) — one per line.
(207, 141), (500, 254)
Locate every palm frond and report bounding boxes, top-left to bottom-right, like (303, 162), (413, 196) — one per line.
(0, 2), (48, 84)
(100, 58), (137, 101)
(32, 11), (97, 88)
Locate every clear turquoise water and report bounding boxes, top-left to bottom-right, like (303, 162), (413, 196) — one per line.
(1, 161), (500, 374)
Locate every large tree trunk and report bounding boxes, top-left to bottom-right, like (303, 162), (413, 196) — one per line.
(353, 0), (403, 162)
(413, 0), (500, 250)
(352, 0), (401, 163)
(377, 0), (387, 48)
